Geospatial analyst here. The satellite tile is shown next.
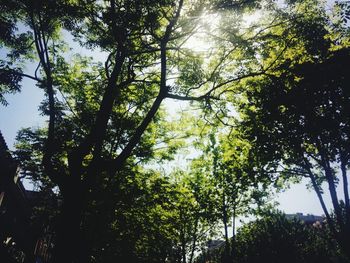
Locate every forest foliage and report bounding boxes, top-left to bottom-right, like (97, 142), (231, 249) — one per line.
(1, 0), (350, 262)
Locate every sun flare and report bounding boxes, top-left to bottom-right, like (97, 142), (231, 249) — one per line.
(183, 10), (263, 53)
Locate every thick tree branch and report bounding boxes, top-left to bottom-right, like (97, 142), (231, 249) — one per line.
(303, 158), (333, 226)
(0, 68), (42, 82)
(71, 0), (129, 174)
(71, 50), (126, 174)
(317, 139), (343, 226)
(112, 90), (166, 173)
(110, 0), (185, 174)
(28, 9), (61, 187)
(166, 93), (219, 101)
(341, 157), (350, 222)
(203, 71), (266, 97)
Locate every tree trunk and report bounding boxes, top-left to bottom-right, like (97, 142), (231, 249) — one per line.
(324, 165), (343, 224)
(222, 193), (230, 263)
(52, 180), (87, 263)
(181, 241), (186, 263)
(316, 143), (343, 227)
(341, 161), (350, 223)
(230, 204), (236, 261)
(303, 159), (336, 231)
(189, 218), (199, 263)
(305, 156), (350, 260)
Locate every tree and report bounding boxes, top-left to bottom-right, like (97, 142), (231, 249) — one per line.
(182, 171), (222, 263)
(83, 167), (179, 263)
(1, 0), (207, 261)
(233, 211), (343, 263)
(230, 0), (350, 258)
(188, 123), (273, 263)
(196, 211), (348, 263)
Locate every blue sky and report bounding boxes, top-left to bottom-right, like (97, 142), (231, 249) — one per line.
(0, 78), (45, 147)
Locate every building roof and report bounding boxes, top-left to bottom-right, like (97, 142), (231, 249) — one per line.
(0, 130), (13, 162)
(286, 213), (324, 224)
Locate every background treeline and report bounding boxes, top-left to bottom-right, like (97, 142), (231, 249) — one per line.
(195, 211), (349, 263)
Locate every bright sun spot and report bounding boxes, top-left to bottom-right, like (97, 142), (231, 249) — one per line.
(242, 11), (263, 27)
(183, 10), (263, 53)
(183, 13), (221, 53)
